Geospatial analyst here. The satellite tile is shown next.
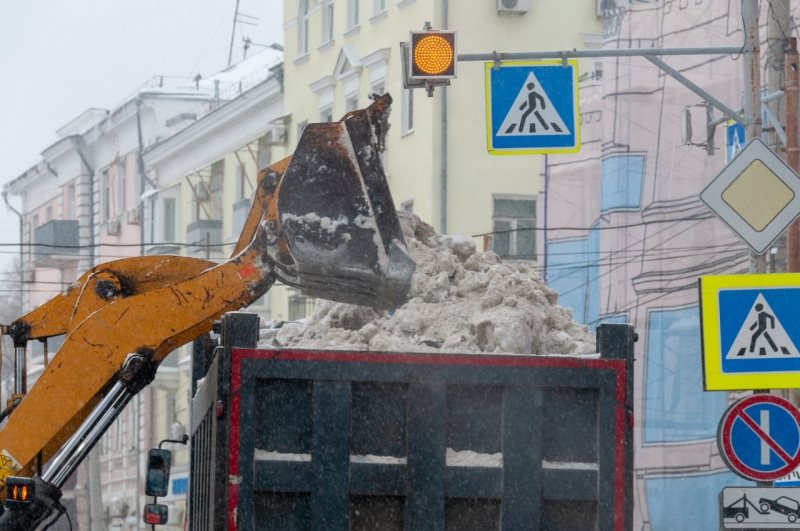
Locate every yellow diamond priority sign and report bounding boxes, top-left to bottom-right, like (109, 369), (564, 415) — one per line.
(701, 138), (800, 254)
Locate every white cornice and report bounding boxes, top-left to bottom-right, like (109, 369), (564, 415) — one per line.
(309, 75), (336, 94)
(334, 44), (363, 78)
(142, 77), (282, 170)
(361, 48), (391, 69)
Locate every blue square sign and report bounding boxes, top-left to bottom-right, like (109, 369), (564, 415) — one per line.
(485, 60), (580, 155)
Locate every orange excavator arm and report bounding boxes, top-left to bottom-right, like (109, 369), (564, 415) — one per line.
(0, 95), (415, 531)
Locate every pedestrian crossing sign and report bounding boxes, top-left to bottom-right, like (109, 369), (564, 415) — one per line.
(700, 272), (800, 390)
(485, 60), (580, 155)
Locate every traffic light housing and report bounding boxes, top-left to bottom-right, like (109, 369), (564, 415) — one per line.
(409, 31), (457, 79)
(5, 477), (35, 509)
(402, 26), (457, 96)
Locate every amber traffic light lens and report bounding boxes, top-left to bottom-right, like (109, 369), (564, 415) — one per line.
(413, 35), (454, 75)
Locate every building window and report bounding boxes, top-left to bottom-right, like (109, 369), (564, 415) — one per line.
(401, 89), (414, 134)
(210, 161), (224, 220)
(371, 81), (385, 97)
(373, 0), (386, 15)
(345, 95), (359, 113)
(32, 213), (39, 230)
(298, 0), (310, 55)
(288, 289), (316, 320)
(322, 0), (335, 43)
(320, 106), (334, 122)
(492, 196), (536, 260)
(644, 306), (728, 443)
(257, 133), (272, 170)
(66, 184), (76, 220)
(45, 205), (52, 223)
(101, 169), (111, 223)
(545, 227), (600, 328)
(117, 160), (126, 214)
(235, 164), (248, 201)
(348, 0), (360, 29)
(162, 198), (176, 242)
(600, 154), (645, 212)
(402, 200), (414, 213)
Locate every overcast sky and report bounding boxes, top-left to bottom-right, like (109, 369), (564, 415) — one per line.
(0, 0), (284, 278)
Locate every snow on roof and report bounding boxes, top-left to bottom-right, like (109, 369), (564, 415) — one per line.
(56, 108), (109, 139)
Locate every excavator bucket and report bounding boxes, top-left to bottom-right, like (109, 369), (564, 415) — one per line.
(276, 94), (415, 310)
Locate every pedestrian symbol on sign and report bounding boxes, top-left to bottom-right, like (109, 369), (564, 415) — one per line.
(497, 72), (569, 138)
(725, 294), (800, 360)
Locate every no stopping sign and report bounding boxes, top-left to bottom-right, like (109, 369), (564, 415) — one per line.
(718, 394), (800, 481)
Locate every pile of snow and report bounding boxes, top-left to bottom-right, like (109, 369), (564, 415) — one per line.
(266, 211), (596, 356)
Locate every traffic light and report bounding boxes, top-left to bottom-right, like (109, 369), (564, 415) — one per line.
(401, 25), (457, 96)
(5, 477), (35, 509)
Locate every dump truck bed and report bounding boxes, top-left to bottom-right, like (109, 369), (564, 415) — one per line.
(189, 313), (634, 531)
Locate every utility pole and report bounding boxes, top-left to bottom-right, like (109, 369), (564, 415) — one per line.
(767, 0), (790, 150)
(787, 40), (800, 272)
(742, 0), (766, 274)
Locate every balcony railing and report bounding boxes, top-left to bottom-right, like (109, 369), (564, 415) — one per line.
(186, 219), (223, 256)
(33, 220), (80, 267)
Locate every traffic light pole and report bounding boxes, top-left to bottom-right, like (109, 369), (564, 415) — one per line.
(456, 46), (754, 128)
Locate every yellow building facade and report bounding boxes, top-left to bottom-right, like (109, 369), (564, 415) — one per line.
(282, 0), (603, 249)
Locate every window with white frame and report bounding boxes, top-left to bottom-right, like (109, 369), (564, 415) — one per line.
(373, 0), (386, 15)
(117, 160), (126, 213)
(101, 169), (111, 222)
(45, 205), (52, 223)
(320, 106), (334, 122)
(298, 0), (310, 56)
(148, 188), (180, 245)
(235, 164), (248, 201)
(322, 0), (335, 43)
(371, 80), (385, 97)
(492, 196), (536, 260)
(210, 161), (223, 220)
(401, 200), (414, 213)
(163, 197), (176, 242)
(348, 0), (360, 29)
(401, 88), (414, 135)
(346, 95), (359, 112)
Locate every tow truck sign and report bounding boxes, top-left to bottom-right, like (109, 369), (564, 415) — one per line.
(718, 395), (800, 482)
(721, 487), (800, 529)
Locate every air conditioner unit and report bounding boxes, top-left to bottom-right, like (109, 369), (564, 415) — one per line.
(195, 181), (210, 201)
(107, 219), (121, 236)
(497, 0), (530, 13)
(126, 206), (140, 225)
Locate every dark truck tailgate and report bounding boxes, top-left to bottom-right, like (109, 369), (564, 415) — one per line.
(190, 313), (634, 531)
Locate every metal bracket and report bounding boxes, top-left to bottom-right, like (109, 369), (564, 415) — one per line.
(762, 102), (787, 147)
(492, 51), (501, 71)
(644, 55), (746, 127)
(706, 105), (716, 155)
(562, 51), (569, 68)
